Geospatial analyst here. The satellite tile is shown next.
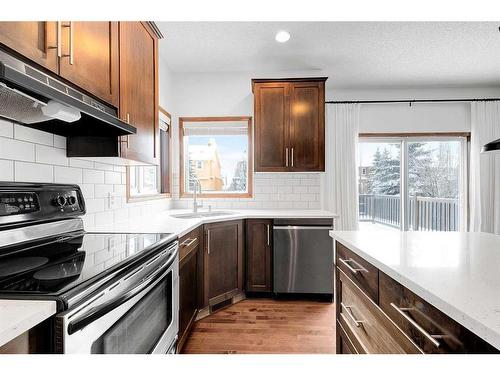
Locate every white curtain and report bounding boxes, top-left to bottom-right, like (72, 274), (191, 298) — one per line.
(322, 104), (360, 230)
(470, 101), (500, 234)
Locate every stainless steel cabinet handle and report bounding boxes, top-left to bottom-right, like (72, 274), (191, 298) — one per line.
(180, 237), (197, 247)
(338, 258), (368, 274)
(291, 147), (294, 167)
(267, 224), (270, 246)
(390, 303), (441, 348)
(285, 147), (289, 167)
(126, 113), (130, 124)
(61, 21), (74, 65)
(206, 230), (210, 254)
(341, 302), (363, 327)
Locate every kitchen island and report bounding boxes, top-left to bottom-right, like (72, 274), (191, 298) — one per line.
(330, 230), (500, 353)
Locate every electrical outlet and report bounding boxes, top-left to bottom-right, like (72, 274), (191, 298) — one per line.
(108, 192), (120, 210)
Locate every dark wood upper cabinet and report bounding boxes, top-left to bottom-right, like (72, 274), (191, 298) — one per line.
(118, 22), (158, 165)
(0, 22), (119, 106)
(58, 22), (119, 107)
(203, 220), (244, 307)
(0, 22), (58, 73)
(289, 81), (325, 171)
(253, 82), (290, 171)
(252, 77), (327, 172)
(246, 219), (273, 292)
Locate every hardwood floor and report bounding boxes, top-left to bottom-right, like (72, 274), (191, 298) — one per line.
(181, 298), (335, 354)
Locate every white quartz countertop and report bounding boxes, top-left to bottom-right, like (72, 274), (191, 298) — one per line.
(330, 230), (500, 349)
(0, 300), (56, 347)
(90, 209), (337, 238)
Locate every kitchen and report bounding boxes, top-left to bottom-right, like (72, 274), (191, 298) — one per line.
(1, 1), (500, 371)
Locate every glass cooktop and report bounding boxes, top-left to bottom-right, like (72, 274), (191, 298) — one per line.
(0, 231), (174, 295)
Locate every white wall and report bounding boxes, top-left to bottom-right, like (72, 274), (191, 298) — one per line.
(328, 87), (500, 133)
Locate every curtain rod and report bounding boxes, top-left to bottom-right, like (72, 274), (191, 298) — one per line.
(325, 98), (500, 104)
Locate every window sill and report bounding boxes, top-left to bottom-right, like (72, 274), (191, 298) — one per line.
(127, 193), (172, 203)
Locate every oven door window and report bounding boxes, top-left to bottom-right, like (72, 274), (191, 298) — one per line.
(91, 272), (173, 354)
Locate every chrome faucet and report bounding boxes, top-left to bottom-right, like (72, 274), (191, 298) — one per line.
(192, 178), (203, 213)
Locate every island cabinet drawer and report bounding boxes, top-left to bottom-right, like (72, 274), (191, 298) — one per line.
(179, 226), (201, 262)
(337, 320), (360, 354)
(338, 269), (421, 354)
(336, 242), (379, 303)
(379, 272), (498, 354)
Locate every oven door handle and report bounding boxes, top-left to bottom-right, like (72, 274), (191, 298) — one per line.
(67, 247), (178, 335)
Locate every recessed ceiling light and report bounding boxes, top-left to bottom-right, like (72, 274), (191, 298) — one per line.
(275, 31), (290, 43)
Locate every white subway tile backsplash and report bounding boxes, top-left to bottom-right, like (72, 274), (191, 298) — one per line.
(70, 158), (94, 169)
(80, 183), (95, 199)
(293, 201), (309, 209)
(36, 144), (68, 166)
(95, 211), (114, 227)
(0, 137), (35, 162)
(54, 166), (82, 184)
(15, 161), (53, 182)
(114, 184), (126, 196)
(85, 198), (105, 214)
(309, 201), (321, 209)
(95, 184), (114, 198)
(94, 162), (114, 171)
(83, 169), (104, 184)
(293, 186), (308, 194)
(105, 171), (122, 185)
(14, 125), (53, 146)
(300, 193), (316, 201)
(53, 135), (66, 149)
(0, 160), (14, 180)
(0, 119), (14, 138)
(0, 125), (173, 229)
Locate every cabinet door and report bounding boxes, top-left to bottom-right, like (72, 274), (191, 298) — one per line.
(118, 22), (158, 165)
(289, 81), (325, 171)
(246, 219), (272, 292)
(204, 220), (244, 306)
(178, 246), (199, 352)
(0, 22), (58, 73)
(58, 22), (119, 106)
(254, 82), (290, 172)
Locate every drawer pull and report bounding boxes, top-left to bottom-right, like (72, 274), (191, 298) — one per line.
(390, 303), (441, 348)
(180, 237), (197, 247)
(341, 302), (363, 327)
(339, 258), (368, 274)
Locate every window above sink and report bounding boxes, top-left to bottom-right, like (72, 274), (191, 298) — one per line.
(179, 116), (253, 199)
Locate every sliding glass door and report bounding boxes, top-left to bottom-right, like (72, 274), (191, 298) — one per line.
(358, 136), (467, 231)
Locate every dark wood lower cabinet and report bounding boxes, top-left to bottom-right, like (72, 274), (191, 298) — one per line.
(203, 220), (244, 308)
(177, 227), (202, 352)
(245, 219), (272, 292)
(335, 240), (499, 354)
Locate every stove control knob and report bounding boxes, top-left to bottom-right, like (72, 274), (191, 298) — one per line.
(67, 196), (77, 206)
(53, 195), (67, 207)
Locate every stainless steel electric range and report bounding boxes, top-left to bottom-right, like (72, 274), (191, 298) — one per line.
(0, 182), (179, 354)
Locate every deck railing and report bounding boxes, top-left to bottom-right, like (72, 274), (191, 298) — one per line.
(359, 194), (460, 231)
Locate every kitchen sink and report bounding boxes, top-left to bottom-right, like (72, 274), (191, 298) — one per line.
(171, 211), (236, 219)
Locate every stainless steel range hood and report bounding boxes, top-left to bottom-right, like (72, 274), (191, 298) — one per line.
(0, 49), (136, 137)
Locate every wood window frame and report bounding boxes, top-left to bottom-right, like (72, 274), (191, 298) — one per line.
(179, 116), (253, 199)
(126, 106), (172, 202)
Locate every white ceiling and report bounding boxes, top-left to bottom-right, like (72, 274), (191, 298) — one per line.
(157, 22), (500, 89)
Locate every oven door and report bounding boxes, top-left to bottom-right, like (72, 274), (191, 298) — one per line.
(55, 244), (179, 354)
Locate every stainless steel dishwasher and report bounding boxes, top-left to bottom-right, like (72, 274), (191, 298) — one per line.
(273, 219), (334, 295)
